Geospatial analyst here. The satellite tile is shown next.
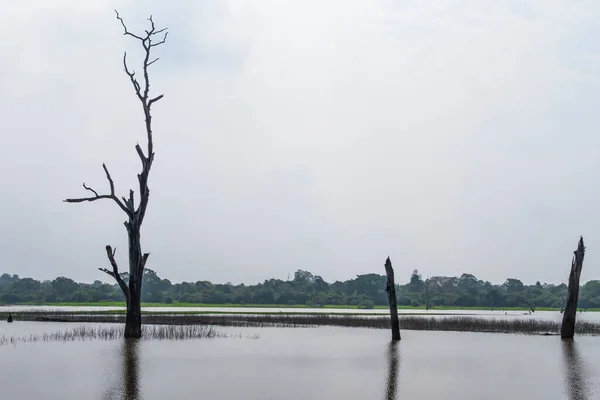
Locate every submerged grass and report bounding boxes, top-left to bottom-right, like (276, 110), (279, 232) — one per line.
(3, 311), (600, 335)
(0, 324), (259, 347)
(190, 314), (600, 335)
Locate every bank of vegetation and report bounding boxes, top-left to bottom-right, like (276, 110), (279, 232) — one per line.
(2, 269), (600, 310)
(3, 312), (600, 336)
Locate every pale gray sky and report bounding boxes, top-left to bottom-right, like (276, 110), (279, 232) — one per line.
(1, 0), (600, 285)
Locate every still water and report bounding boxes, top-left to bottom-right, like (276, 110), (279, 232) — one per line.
(0, 322), (598, 399)
(3, 305), (600, 322)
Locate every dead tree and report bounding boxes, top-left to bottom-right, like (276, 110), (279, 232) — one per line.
(64, 10), (168, 338)
(384, 257), (401, 341)
(561, 236), (586, 339)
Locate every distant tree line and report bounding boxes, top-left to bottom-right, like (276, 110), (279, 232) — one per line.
(1, 269), (600, 309)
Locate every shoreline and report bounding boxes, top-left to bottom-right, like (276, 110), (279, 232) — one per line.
(4, 302), (597, 312)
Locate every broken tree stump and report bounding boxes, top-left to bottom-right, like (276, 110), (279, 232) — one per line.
(561, 236), (585, 339)
(384, 257), (401, 341)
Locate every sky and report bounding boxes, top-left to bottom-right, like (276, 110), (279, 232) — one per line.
(2, 0), (600, 286)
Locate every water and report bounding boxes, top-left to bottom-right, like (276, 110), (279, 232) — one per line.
(3, 304), (600, 322)
(0, 321), (598, 399)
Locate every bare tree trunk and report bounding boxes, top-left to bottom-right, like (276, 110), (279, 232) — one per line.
(65, 11), (167, 339)
(561, 236), (585, 339)
(126, 229), (143, 337)
(384, 257), (401, 341)
(125, 219), (144, 338)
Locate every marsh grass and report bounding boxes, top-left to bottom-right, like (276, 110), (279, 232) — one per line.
(3, 311), (600, 335)
(0, 324), (259, 347)
(193, 314), (600, 335)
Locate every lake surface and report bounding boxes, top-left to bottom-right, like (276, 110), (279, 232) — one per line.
(0, 321), (598, 399)
(3, 305), (600, 322)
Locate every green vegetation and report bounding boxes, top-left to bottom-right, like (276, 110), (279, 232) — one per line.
(2, 269), (600, 309)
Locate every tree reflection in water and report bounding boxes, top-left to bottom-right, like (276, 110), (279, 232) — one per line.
(562, 340), (589, 400)
(102, 339), (141, 400)
(384, 341), (400, 400)
(122, 339), (141, 400)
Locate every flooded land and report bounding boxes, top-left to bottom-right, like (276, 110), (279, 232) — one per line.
(0, 312), (599, 399)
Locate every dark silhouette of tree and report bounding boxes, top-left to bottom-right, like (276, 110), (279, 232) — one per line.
(561, 237), (585, 339)
(384, 257), (400, 341)
(64, 10), (168, 338)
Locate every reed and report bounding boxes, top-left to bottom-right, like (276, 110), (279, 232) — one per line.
(190, 314), (600, 335)
(3, 311), (600, 335)
(0, 324), (259, 347)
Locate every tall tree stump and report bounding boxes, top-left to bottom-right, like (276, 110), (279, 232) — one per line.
(561, 236), (585, 339)
(384, 257), (401, 341)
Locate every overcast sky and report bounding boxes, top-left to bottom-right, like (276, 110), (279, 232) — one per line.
(2, 0), (600, 286)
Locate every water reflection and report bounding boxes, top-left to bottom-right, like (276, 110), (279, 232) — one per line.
(384, 341), (400, 400)
(102, 339), (141, 400)
(561, 340), (589, 400)
(123, 339), (141, 400)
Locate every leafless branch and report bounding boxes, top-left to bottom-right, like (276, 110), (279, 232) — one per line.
(82, 183), (99, 197)
(115, 10), (144, 40)
(150, 32), (168, 47)
(65, 194), (113, 203)
(123, 53), (143, 102)
(128, 190), (135, 211)
(64, 164), (131, 217)
(100, 245), (130, 301)
(135, 143), (146, 163)
(141, 253), (150, 271)
(147, 57), (160, 67)
(148, 94), (164, 107)
(102, 163), (116, 195)
(142, 253), (150, 264)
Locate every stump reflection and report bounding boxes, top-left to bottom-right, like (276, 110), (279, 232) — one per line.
(384, 341), (400, 400)
(562, 340), (589, 400)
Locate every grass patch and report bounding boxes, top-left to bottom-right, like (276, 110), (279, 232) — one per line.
(0, 324), (259, 347)
(186, 314), (600, 335)
(3, 311), (600, 335)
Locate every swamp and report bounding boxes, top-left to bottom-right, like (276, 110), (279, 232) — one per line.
(3, 2), (600, 399)
(0, 308), (599, 399)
